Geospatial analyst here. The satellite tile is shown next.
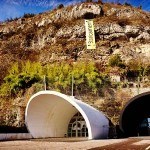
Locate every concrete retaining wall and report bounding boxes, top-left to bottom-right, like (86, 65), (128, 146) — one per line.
(0, 133), (32, 141)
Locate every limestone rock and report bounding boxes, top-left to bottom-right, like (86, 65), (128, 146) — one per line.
(124, 25), (140, 35)
(56, 25), (85, 38)
(136, 32), (150, 41)
(106, 7), (147, 19)
(54, 3), (102, 21)
(95, 23), (124, 34)
(36, 19), (52, 27)
(138, 44), (150, 57)
(71, 3), (102, 19)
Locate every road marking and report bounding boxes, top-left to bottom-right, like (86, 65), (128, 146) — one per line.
(145, 145), (150, 150)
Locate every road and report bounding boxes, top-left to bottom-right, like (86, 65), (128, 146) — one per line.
(0, 137), (150, 150)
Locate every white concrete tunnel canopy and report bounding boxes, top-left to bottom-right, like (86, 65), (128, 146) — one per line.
(25, 91), (109, 139)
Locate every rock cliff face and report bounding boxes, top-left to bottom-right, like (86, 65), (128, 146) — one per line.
(0, 3), (149, 66)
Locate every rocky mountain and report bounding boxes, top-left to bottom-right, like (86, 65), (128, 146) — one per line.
(0, 2), (150, 72)
(0, 2), (150, 127)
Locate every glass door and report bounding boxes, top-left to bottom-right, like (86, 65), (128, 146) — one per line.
(67, 112), (88, 137)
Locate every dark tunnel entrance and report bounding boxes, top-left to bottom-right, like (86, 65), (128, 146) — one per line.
(119, 92), (150, 137)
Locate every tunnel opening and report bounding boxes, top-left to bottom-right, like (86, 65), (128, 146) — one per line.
(119, 92), (150, 137)
(25, 93), (79, 138)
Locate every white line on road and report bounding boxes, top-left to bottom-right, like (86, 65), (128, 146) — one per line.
(145, 145), (150, 150)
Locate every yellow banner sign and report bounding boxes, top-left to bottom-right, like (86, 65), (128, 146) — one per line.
(85, 19), (96, 49)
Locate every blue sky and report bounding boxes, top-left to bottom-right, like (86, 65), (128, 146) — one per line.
(0, 0), (149, 22)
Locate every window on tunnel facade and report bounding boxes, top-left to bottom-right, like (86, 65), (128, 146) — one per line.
(67, 112), (88, 138)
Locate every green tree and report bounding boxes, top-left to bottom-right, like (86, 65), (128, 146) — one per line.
(0, 61), (43, 96)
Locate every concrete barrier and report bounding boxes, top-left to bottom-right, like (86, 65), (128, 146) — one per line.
(0, 133), (32, 141)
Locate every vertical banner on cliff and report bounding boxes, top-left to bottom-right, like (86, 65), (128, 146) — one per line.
(85, 19), (96, 49)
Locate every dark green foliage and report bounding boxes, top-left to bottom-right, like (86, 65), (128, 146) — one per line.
(23, 13), (35, 18)
(124, 2), (132, 7)
(144, 65), (150, 76)
(57, 4), (64, 9)
(108, 54), (125, 68)
(138, 5), (142, 9)
(5, 17), (19, 22)
(126, 59), (150, 78)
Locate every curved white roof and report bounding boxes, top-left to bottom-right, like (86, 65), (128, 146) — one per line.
(25, 91), (109, 139)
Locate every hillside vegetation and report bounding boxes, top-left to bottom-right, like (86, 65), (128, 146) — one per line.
(0, 1), (150, 127)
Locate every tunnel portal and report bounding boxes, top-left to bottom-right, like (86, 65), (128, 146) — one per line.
(120, 92), (150, 137)
(25, 91), (109, 139)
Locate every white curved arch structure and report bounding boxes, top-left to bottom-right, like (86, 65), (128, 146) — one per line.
(25, 91), (109, 139)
